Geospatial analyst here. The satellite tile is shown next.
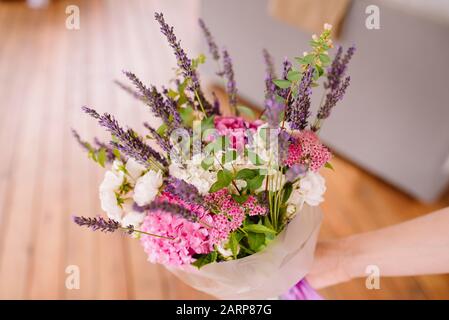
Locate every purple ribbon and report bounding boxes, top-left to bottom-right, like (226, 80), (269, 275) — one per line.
(281, 279), (324, 300)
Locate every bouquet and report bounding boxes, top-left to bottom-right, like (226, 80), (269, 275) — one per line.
(72, 12), (354, 299)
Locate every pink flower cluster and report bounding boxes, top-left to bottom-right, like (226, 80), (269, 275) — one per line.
(242, 196), (267, 216)
(140, 210), (211, 266)
(284, 130), (332, 171)
(204, 190), (267, 243)
(140, 193), (214, 266)
(213, 116), (263, 150)
(140, 189), (268, 267)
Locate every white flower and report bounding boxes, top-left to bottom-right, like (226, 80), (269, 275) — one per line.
(290, 171), (326, 208)
(169, 155), (216, 195)
(99, 170), (125, 221)
(133, 170), (163, 206)
(125, 158), (146, 180)
(100, 189), (122, 222)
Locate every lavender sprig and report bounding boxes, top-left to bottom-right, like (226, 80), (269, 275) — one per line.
(154, 12), (215, 116)
(82, 107), (168, 170)
(143, 122), (171, 152)
(154, 12), (199, 91)
(114, 80), (144, 101)
(278, 58), (292, 101)
(263, 49), (277, 99)
(123, 71), (181, 127)
(165, 177), (204, 205)
(312, 46), (354, 131)
(71, 129), (120, 164)
(264, 96), (284, 127)
(136, 201), (205, 224)
(222, 49), (237, 108)
(288, 66), (314, 130)
(198, 18), (220, 61)
(73, 216), (173, 239)
(325, 45), (355, 91)
(316, 76), (350, 121)
(73, 216), (120, 233)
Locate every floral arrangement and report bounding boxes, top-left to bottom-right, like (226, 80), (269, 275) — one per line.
(73, 13), (354, 270)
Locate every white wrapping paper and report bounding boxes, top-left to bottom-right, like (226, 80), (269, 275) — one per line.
(167, 205), (322, 299)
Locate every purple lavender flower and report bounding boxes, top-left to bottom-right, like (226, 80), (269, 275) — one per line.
(114, 80), (144, 101)
(278, 58), (292, 100)
(222, 49), (237, 108)
(263, 49), (277, 99)
(73, 216), (120, 233)
(285, 164), (308, 182)
(288, 66), (314, 130)
(123, 71), (181, 127)
(278, 129), (292, 164)
(264, 96), (284, 127)
(72, 129), (120, 163)
(325, 45), (355, 91)
(316, 76), (350, 121)
(137, 201), (200, 223)
(198, 18), (220, 61)
(165, 177), (204, 205)
(83, 107), (168, 168)
(154, 12), (200, 91)
(73, 215), (172, 239)
(143, 122), (171, 152)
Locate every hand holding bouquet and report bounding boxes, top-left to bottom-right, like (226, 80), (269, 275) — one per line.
(72, 13), (354, 299)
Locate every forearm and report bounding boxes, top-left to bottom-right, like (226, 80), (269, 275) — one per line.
(342, 207), (449, 279)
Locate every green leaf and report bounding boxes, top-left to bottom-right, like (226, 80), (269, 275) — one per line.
(232, 193), (249, 204)
(112, 148), (121, 160)
(247, 232), (265, 252)
(282, 182), (293, 204)
(156, 123), (168, 136)
(319, 53), (331, 65)
(243, 224), (276, 235)
(273, 79), (291, 89)
(167, 89), (178, 99)
(324, 162), (334, 171)
(201, 115), (215, 133)
(228, 233), (239, 259)
(179, 105), (195, 127)
(287, 70), (301, 82)
(209, 169), (233, 193)
(236, 168), (258, 180)
(315, 64), (324, 77)
(294, 57), (306, 65)
(192, 251), (217, 269)
(247, 174), (265, 191)
(274, 94), (285, 104)
(236, 105), (256, 119)
(97, 148), (107, 168)
(303, 54), (315, 64)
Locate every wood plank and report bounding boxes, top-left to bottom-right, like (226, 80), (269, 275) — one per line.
(0, 5), (54, 299)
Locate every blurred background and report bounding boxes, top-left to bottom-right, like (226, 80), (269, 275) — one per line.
(0, 0), (448, 299)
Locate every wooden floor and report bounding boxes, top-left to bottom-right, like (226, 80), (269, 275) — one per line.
(0, 0), (448, 300)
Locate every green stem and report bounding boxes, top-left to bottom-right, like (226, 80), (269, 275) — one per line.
(194, 89), (206, 114)
(121, 227), (174, 240)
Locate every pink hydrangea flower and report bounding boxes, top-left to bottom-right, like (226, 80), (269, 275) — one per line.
(213, 116), (263, 150)
(284, 130), (332, 171)
(140, 210), (212, 266)
(140, 188), (268, 267)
